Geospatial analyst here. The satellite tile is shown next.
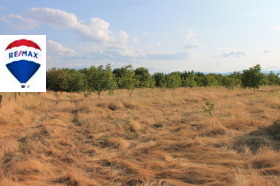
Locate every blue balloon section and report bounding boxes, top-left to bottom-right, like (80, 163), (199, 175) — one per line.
(6, 60), (40, 83)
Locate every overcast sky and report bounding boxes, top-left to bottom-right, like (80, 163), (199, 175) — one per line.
(1, 0), (280, 73)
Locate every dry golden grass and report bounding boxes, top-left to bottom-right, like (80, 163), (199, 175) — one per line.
(0, 87), (280, 185)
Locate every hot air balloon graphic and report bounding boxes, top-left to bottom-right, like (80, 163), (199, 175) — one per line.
(5, 39), (41, 86)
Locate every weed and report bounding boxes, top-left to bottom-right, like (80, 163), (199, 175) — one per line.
(202, 101), (215, 117)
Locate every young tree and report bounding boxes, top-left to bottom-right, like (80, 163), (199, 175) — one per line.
(241, 64), (264, 91)
(118, 65), (139, 98)
(46, 68), (69, 92)
(201, 74), (218, 89)
(229, 71), (242, 86)
(87, 64), (117, 97)
(182, 76), (197, 88)
(222, 76), (238, 90)
(0, 95), (2, 108)
(113, 67), (126, 80)
(153, 72), (167, 88)
(165, 72), (182, 90)
(66, 70), (87, 92)
(194, 72), (205, 87)
(134, 67), (155, 88)
(267, 71), (280, 86)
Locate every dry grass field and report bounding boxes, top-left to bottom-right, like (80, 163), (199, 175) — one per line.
(0, 87), (280, 185)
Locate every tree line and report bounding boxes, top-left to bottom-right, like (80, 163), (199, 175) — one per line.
(46, 64), (280, 97)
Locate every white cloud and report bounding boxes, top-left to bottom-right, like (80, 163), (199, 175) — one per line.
(143, 32), (150, 36)
(184, 42), (204, 49)
(47, 40), (76, 56)
(261, 49), (273, 54)
(2, 8), (137, 58)
(1, 7), (191, 67)
(132, 37), (139, 43)
(271, 26), (280, 31)
(156, 43), (163, 48)
(118, 30), (129, 43)
(185, 30), (196, 40)
(30, 8), (79, 28)
(184, 30), (203, 49)
(1, 14), (37, 30)
(217, 49), (247, 58)
(84, 41), (140, 58)
(2, 8), (124, 43)
(144, 51), (188, 60)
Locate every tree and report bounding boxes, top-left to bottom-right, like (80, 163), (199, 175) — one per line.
(180, 70), (194, 79)
(182, 76), (197, 88)
(201, 74), (218, 89)
(134, 67), (155, 88)
(153, 72), (166, 88)
(267, 71), (280, 86)
(194, 72), (205, 87)
(87, 64), (117, 97)
(46, 68), (69, 92)
(165, 72), (182, 90)
(229, 71), (242, 86)
(261, 74), (270, 86)
(221, 76), (238, 90)
(66, 70), (87, 92)
(0, 95), (2, 108)
(113, 67), (126, 80)
(241, 64), (264, 91)
(118, 65), (139, 98)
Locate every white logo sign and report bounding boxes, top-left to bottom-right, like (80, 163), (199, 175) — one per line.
(0, 35), (46, 92)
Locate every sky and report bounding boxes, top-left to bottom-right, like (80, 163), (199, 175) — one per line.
(1, 0), (280, 73)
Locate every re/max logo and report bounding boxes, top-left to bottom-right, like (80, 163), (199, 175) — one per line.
(8, 51), (39, 59)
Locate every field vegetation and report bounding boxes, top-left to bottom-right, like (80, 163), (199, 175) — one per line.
(0, 86), (279, 185)
(46, 64), (280, 96)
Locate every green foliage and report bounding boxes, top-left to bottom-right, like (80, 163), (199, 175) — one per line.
(118, 65), (139, 98)
(229, 71), (242, 85)
(134, 67), (155, 88)
(202, 101), (215, 117)
(267, 71), (280, 86)
(241, 64), (264, 91)
(66, 70), (87, 92)
(261, 72), (280, 86)
(153, 72), (166, 88)
(261, 74), (270, 86)
(182, 76), (197, 88)
(83, 92), (91, 98)
(47, 68), (69, 92)
(113, 67), (126, 79)
(201, 74), (219, 88)
(0, 94), (2, 108)
(46, 64), (279, 94)
(87, 64), (117, 97)
(222, 76), (238, 90)
(193, 72), (205, 87)
(165, 72), (182, 90)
